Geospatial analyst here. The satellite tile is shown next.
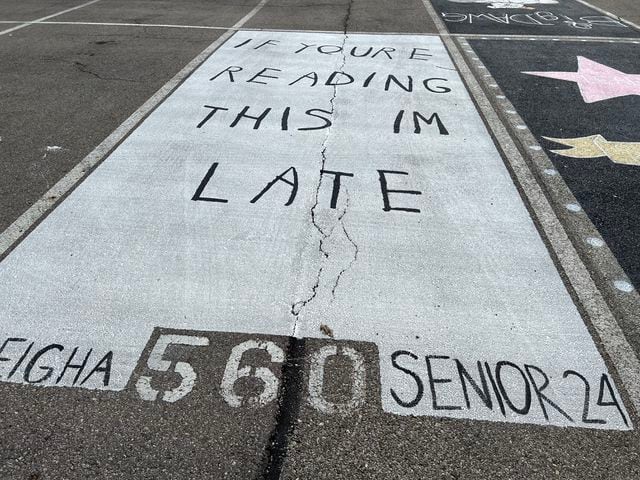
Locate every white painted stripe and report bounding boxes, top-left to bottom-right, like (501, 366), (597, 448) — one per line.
(0, 20), (230, 31)
(418, 0), (640, 421)
(0, 19), (637, 42)
(0, 20), (421, 36)
(0, 0), (102, 36)
(0, 0), (270, 259)
(10, 21), (344, 35)
(446, 33), (640, 42)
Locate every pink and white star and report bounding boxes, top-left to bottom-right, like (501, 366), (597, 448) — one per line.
(522, 56), (640, 103)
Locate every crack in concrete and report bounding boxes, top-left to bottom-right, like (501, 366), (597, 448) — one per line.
(290, 0), (356, 328)
(331, 190), (359, 299)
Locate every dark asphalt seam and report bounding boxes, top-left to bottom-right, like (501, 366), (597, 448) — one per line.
(260, 337), (306, 480)
(72, 60), (141, 83)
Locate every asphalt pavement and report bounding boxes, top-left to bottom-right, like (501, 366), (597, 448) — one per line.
(1, 0), (640, 479)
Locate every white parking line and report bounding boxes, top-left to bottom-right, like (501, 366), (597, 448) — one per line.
(0, 19), (637, 42)
(0, 0), (102, 36)
(0, 20), (230, 31)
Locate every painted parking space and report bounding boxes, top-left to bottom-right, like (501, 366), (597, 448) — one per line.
(430, 0), (640, 36)
(0, 30), (630, 430)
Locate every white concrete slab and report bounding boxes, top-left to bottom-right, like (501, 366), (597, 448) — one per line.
(0, 31), (629, 429)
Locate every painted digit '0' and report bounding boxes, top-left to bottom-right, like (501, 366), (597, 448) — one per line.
(220, 340), (284, 407)
(308, 345), (366, 414)
(136, 334), (210, 403)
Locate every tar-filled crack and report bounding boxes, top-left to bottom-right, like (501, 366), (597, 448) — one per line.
(72, 61), (139, 83)
(290, 0), (356, 326)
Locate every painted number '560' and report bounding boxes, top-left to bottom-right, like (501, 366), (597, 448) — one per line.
(135, 334), (367, 413)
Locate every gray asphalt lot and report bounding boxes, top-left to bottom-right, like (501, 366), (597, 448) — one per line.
(588, 0), (640, 25)
(243, 0), (437, 33)
(57, 0), (262, 27)
(1, 0), (640, 479)
(0, 24), (221, 233)
(0, 0), (86, 20)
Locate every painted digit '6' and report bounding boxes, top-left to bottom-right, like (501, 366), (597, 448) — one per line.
(136, 334), (210, 403)
(220, 340), (284, 407)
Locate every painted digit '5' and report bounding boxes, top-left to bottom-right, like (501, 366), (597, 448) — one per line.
(136, 334), (210, 403)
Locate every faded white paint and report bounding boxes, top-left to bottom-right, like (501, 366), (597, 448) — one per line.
(445, 0), (558, 8)
(307, 345), (366, 414)
(614, 281), (634, 293)
(0, 31), (630, 429)
(42, 145), (63, 160)
(135, 334), (210, 403)
(220, 340), (284, 408)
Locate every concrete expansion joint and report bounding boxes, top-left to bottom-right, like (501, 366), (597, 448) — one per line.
(288, 80), (336, 323)
(289, 1), (358, 328)
(328, 0), (358, 301)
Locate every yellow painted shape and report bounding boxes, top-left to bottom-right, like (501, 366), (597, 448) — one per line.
(543, 135), (640, 166)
